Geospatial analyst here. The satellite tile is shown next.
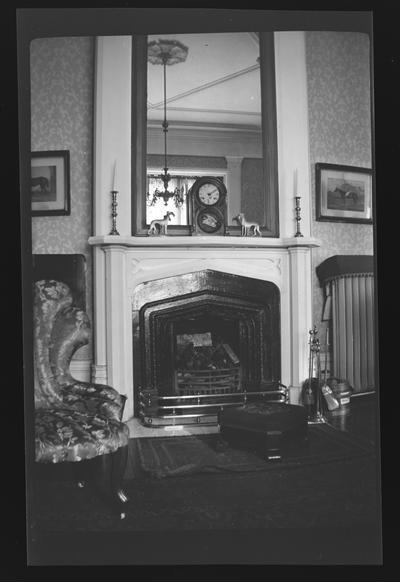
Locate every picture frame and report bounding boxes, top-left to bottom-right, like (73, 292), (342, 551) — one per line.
(315, 163), (373, 224)
(31, 150), (70, 216)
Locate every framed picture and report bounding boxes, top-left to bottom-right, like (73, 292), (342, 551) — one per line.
(31, 150), (70, 216)
(315, 163), (373, 224)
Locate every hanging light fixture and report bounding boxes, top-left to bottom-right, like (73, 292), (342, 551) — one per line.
(147, 38), (189, 207)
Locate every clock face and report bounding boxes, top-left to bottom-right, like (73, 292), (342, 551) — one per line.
(197, 208), (222, 233)
(198, 183), (221, 206)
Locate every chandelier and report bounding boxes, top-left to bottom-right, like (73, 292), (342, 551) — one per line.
(147, 38), (189, 207)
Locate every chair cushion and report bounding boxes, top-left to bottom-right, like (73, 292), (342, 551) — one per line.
(219, 402), (308, 434)
(60, 381), (126, 421)
(35, 408), (130, 463)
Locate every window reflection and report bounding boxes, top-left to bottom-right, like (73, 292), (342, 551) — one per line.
(146, 173), (225, 225)
(146, 175), (193, 225)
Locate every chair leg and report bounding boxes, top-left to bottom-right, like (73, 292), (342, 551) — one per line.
(110, 446), (129, 505)
(93, 446), (129, 518)
(72, 461), (88, 488)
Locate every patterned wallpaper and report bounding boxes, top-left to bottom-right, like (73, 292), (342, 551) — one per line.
(305, 31), (374, 348)
(30, 37), (94, 360)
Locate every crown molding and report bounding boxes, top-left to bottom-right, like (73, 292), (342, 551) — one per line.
(149, 63), (260, 110)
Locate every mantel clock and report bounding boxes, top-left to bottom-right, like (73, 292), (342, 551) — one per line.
(190, 176), (227, 235)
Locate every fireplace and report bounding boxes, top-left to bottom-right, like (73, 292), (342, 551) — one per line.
(88, 236), (318, 423)
(133, 271), (280, 405)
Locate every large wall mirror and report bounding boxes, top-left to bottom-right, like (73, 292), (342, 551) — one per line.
(132, 32), (279, 237)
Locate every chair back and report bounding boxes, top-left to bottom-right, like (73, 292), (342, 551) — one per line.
(34, 280), (90, 408)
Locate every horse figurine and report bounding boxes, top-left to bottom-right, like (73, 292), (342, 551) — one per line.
(233, 213), (261, 237)
(147, 211), (175, 236)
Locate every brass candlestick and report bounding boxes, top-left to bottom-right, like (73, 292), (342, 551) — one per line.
(110, 190), (120, 235)
(294, 196), (304, 237)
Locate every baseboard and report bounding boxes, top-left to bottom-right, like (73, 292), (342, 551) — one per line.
(90, 363), (108, 384)
(288, 385), (302, 405)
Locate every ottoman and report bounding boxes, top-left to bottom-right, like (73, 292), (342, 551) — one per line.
(218, 402), (308, 461)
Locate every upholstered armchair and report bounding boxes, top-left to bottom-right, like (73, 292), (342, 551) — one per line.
(33, 279), (130, 518)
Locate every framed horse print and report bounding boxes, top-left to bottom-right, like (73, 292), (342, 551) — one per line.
(31, 150), (70, 216)
(315, 163), (373, 224)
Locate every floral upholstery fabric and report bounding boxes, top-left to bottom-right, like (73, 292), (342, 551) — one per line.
(60, 382), (125, 422)
(35, 408), (129, 463)
(34, 280), (129, 464)
(34, 280), (74, 408)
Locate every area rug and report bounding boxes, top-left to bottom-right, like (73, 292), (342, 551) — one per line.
(132, 423), (374, 479)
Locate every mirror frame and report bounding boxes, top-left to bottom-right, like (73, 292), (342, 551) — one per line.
(132, 32), (279, 237)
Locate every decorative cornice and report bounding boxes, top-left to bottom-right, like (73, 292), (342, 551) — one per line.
(147, 125), (262, 156)
(148, 64), (260, 110)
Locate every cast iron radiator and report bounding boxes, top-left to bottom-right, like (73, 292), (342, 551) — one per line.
(317, 255), (375, 394)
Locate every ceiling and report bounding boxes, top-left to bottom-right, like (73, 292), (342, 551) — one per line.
(147, 32), (261, 129)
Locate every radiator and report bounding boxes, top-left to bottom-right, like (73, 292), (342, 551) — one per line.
(331, 273), (375, 393)
(317, 256), (375, 394)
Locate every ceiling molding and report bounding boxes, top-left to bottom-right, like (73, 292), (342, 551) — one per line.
(147, 125), (263, 155)
(150, 105), (261, 118)
(147, 119), (262, 133)
(148, 63), (260, 110)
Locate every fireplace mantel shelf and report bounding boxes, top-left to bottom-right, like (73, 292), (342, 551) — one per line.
(88, 235), (320, 249)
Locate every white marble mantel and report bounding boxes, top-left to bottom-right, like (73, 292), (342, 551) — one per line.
(89, 235), (320, 421)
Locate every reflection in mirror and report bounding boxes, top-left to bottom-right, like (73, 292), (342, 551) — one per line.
(146, 32), (262, 228)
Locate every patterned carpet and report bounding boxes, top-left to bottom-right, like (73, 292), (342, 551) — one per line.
(130, 423), (374, 478)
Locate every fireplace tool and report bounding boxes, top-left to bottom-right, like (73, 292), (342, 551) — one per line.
(320, 329), (340, 411)
(301, 326), (326, 424)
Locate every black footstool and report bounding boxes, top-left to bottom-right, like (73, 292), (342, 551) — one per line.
(218, 402), (308, 461)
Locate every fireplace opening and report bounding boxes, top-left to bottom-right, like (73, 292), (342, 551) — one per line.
(133, 270), (281, 419)
(174, 315), (241, 396)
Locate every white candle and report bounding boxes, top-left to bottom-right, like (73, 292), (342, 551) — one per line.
(112, 160), (118, 191)
(294, 168), (298, 195)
